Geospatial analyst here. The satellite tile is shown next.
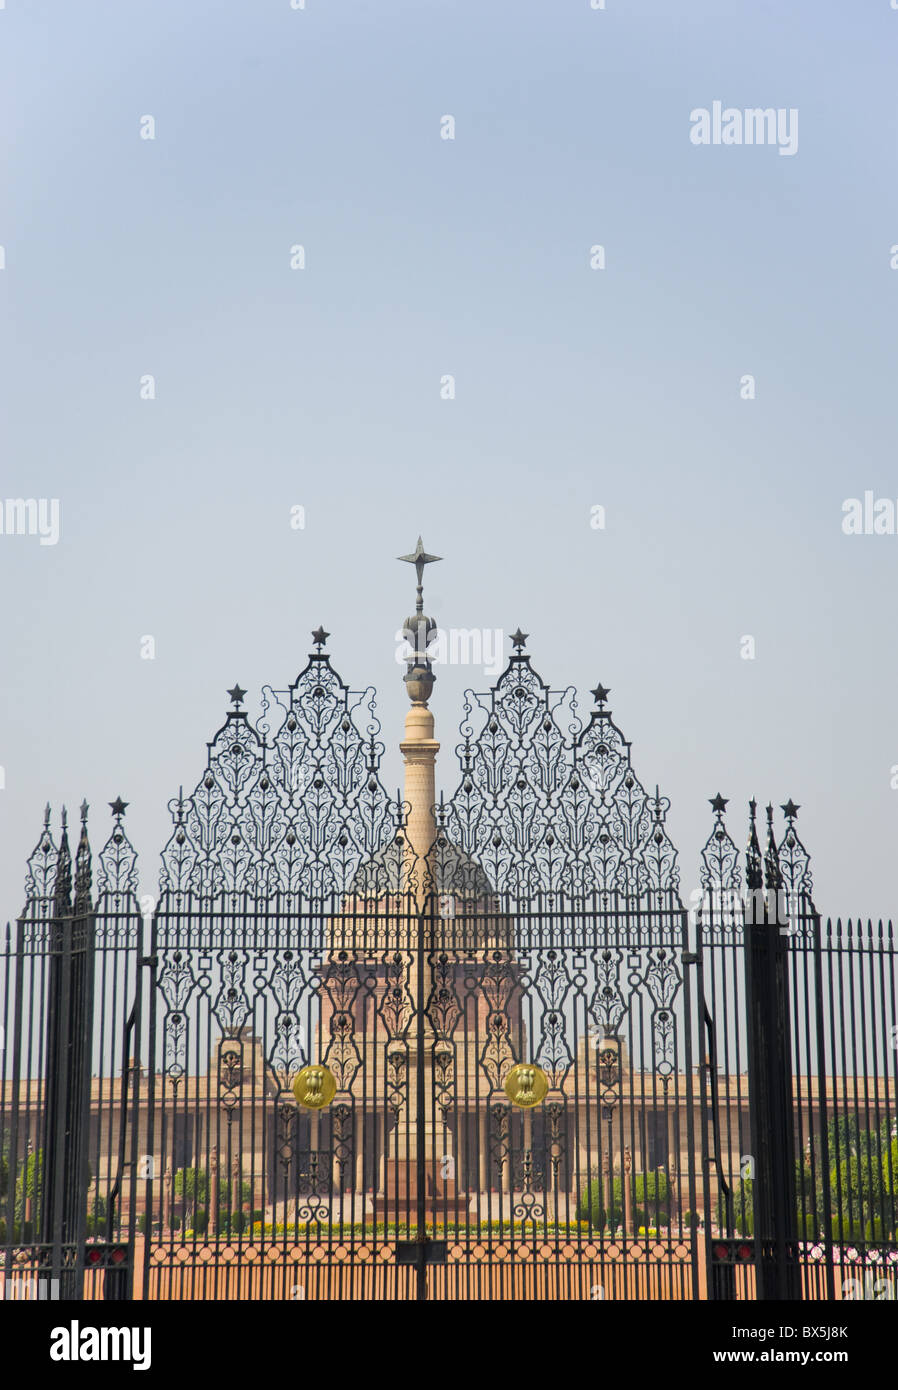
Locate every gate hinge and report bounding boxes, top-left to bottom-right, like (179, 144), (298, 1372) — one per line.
(681, 951), (699, 965)
(139, 955), (158, 968)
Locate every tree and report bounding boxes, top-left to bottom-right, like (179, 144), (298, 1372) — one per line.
(577, 1171), (670, 1231)
(14, 1147), (42, 1235)
(717, 1176), (753, 1235)
(634, 1171), (670, 1226)
(173, 1167), (208, 1228)
(173, 1166), (252, 1234)
(576, 1178), (622, 1231)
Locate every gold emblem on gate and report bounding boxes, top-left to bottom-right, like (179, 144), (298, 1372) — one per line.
(504, 1062), (548, 1108)
(293, 1064), (337, 1109)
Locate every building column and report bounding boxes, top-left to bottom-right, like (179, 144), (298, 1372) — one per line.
(478, 1107), (488, 1193)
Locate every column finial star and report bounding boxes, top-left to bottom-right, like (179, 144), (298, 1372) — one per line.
(398, 536), (441, 615)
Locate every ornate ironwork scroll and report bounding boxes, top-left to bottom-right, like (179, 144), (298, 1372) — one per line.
(159, 640), (402, 901)
(442, 640), (681, 900)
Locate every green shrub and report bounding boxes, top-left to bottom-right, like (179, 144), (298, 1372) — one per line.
(577, 1174), (673, 1230)
(865, 1217), (890, 1243)
(635, 1172), (670, 1208)
(14, 1149), (41, 1229)
(576, 1178), (622, 1230)
(217, 1210), (246, 1236)
(84, 1194), (107, 1239)
(719, 1178), (753, 1235)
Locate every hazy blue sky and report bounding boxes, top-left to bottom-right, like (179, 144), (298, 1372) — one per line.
(1, 0), (897, 920)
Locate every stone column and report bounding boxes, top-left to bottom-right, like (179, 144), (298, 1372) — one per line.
(400, 643), (440, 1168)
(355, 1112), (366, 1195)
(231, 1156), (241, 1217)
(623, 1146), (633, 1236)
(400, 700), (439, 892)
(209, 1147), (219, 1233)
(478, 1107), (488, 1194)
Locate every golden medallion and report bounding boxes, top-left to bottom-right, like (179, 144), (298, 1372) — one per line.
(293, 1064), (337, 1109)
(504, 1062), (548, 1108)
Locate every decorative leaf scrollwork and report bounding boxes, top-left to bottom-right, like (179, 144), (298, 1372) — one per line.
(532, 949), (574, 1086)
(478, 951), (519, 1093)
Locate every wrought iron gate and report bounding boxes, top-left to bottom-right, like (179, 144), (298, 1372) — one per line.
(2, 632), (896, 1301)
(129, 638), (701, 1300)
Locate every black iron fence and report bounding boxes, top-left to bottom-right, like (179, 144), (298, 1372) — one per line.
(1, 638), (895, 1301)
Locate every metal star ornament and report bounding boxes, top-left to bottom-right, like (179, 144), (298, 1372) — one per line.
(109, 797), (129, 818)
(510, 628), (529, 652)
(311, 627), (330, 649)
(227, 684), (247, 706)
(591, 683), (611, 706)
(781, 799), (800, 820)
(709, 793), (728, 815)
(397, 537), (442, 587)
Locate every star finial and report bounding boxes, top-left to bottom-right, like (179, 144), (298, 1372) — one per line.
(227, 684), (247, 707)
(709, 792), (728, 816)
(398, 537), (441, 615)
(591, 683), (611, 706)
(109, 796), (129, 818)
(311, 626), (330, 650)
(510, 628), (529, 652)
(781, 799), (800, 820)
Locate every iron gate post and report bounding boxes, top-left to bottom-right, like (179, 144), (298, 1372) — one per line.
(415, 901), (428, 1301)
(744, 806), (801, 1300)
(40, 808), (95, 1300)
